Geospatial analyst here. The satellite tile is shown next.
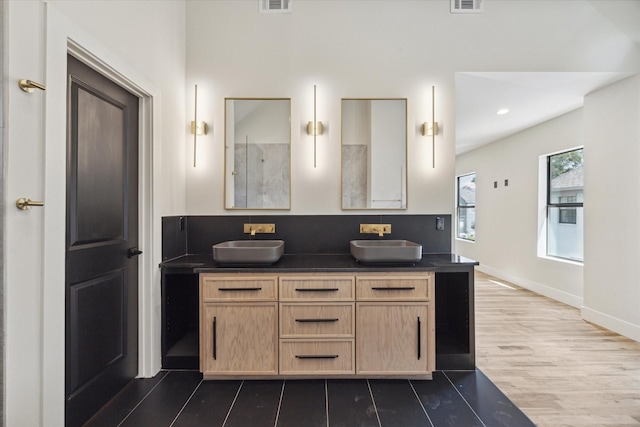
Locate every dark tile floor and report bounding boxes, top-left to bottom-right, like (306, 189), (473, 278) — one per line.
(84, 370), (534, 427)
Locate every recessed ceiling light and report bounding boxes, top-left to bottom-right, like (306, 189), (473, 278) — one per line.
(496, 108), (510, 115)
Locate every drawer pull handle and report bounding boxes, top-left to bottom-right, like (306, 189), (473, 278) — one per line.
(218, 287), (262, 292)
(371, 287), (416, 291)
(295, 288), (339, 292)
(213, 317), (217, 360)
(417, 316), (421, 360)
(295, 355), (339, 359)
(295, 318), (339, 323)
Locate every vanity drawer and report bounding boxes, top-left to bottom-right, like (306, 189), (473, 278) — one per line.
(356, 274), (433, 301)
(279, 275), (355, 301)
(279, 339), (354, 375)
(201, 275), (278, 302)
(280, 303), (354, 338)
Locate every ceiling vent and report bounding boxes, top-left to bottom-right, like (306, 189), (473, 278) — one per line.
(260, 0), (292, 14)
(451, 0), (483, 13)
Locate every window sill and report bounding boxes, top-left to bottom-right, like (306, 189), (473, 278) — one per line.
(456, 237), (475, 243)
(538, 255), (583, 266)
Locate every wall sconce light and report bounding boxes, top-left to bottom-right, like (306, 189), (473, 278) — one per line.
(307, 85), (323, 167)
(421, 86), (438, 168)
(421, 121), (438, 137)
(191, 121), (207, 136)
(191, 84), (208, 167)
(306, 119), (323, 136)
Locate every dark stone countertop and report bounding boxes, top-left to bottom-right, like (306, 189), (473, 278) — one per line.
(159, 253), (478, 273)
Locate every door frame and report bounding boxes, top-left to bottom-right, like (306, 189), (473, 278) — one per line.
(43, 5), (161, 425)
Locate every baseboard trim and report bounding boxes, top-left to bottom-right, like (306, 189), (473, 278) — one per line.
(581, 306), (640, 343)
(477, 264), (583, 308)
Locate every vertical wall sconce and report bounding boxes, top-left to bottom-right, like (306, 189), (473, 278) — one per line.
(306, 85), (323, 168)
(191, 84), (208, 167)
(421, 86), (439, 168)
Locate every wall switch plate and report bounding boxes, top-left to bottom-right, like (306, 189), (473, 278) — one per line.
(436, 217), (445, 230)
(504, 179), (509, 186)
(494, 181), (497, 188)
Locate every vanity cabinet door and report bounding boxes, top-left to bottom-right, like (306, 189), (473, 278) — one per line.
(200, 303), (277, 376)
(356, 302), (432, 375)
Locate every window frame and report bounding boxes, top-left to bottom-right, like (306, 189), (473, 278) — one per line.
(547, 156), (583, 210)
(546, 148), (583, 261)
(456, 172), (476, 242)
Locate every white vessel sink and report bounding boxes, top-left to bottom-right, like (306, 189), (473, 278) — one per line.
(350, 240), (422, 263)
(213, 240), (284, 264)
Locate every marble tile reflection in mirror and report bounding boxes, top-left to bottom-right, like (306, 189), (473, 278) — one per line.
(225, 99), (291, 209)
(341, 99), (407, 209)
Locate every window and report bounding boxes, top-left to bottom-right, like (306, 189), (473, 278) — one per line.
(457, 173), (476, 241)
(546, 148), (583, 261)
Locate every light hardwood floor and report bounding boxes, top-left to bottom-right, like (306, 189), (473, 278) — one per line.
(475, 271), (640, 427)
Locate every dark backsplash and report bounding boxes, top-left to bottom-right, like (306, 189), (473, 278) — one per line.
(162, 214), (451, 260)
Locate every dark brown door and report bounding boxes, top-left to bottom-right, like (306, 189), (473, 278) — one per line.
(65, 55), (139, 427)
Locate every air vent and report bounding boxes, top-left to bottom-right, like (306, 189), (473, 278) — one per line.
(451, 0), (483, 13)
(260, 0), (292, 14)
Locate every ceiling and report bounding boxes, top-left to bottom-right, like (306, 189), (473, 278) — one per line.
(455, 1), (639, 156)
(454, 72), (633, 155)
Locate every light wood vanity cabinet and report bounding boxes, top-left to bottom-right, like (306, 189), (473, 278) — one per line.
(200, 271), (434, 379)
(356, 274), (435, 376)
(199, 275), (278, 377)
(279, 275), (355, 375)
(356, 302), (431, 375)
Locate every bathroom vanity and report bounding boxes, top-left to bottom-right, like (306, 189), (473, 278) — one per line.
(160, 215), (478, 377)
(199, 271), (434, 379)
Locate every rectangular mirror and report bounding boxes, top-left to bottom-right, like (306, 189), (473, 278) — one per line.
(225, 98), (291, 209)
(341, 98), (407, 209)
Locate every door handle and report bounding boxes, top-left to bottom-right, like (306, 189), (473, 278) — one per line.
(295, 355), (339, 359)
(417, 317), (422, 360)
(16, 198), (44, 210)
(213, 317), (217, 360)
(127, 247), (143, 258)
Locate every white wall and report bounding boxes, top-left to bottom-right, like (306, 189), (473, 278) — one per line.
(4, 1), (186, 426)
(455, 110), (585, 307)
(184, 0), (640, 216)
(4, 4), (46, 425)
(47, 0), (188, 215)
(582, 74), (640, 342)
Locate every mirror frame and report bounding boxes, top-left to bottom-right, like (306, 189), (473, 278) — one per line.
(224, 97), (292, 210)
(340, 98), (408, 210)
